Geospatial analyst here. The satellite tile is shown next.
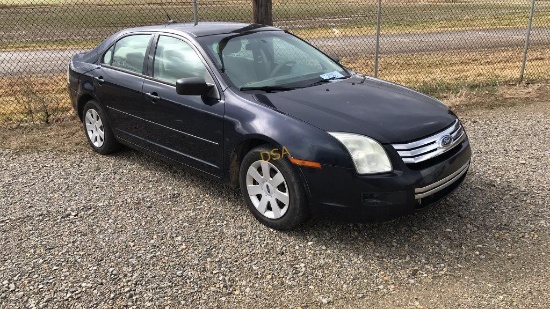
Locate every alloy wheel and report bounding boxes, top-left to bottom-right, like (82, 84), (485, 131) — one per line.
(85, 108), (105, 148)
(245, 160), (290, 219)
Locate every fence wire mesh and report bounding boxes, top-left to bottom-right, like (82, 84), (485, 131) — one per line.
(1, 0), (549, 126)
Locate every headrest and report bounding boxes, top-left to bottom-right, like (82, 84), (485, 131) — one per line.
(126, 52), (144, 61)
(163, 49), (183, 60)
(221, 39), (242, 54)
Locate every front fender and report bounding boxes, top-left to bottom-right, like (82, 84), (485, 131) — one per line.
(223, 89), (354, 173)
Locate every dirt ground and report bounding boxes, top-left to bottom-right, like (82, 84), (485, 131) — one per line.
(1, 83), (549, 308)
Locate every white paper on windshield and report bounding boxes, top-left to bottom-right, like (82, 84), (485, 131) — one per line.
(320, 71), (345, 80)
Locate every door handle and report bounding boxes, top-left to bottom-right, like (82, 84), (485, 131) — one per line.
(145, 92), (160, 101)
(93, 76), (104, 84)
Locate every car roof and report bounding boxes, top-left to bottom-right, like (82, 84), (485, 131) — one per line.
(123, 22), (282, 38)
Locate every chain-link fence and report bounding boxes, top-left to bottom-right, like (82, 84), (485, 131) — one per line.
(1, 0), (549, 126)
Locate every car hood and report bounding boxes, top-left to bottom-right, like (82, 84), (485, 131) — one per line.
(252, 76), (456, 144)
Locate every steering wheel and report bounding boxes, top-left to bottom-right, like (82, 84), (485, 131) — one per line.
(270, 61), (296, 78)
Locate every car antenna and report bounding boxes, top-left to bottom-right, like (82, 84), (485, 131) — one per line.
(160, 1), (176, 24)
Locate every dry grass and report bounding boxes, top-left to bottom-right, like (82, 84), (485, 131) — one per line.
(0, 119), (87, 152)
(0, 74), (74, 124)
(0, 74), (83, 151)
(445, 83), (550, 111)
(291, 11), (550, 40)
(1, 40), (99, 52)
(341, 46), (550, 95)
(0, 0), (508, 6)
(1, 46), (549, 126)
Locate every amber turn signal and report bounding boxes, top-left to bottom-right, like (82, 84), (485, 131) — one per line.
(289, 158), (322, 169)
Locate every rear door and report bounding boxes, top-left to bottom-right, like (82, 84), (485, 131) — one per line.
(141, 35), (225, 176)
(94, 34), (153, 145)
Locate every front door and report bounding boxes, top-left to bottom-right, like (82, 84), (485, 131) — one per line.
(141, 35), (224, 176)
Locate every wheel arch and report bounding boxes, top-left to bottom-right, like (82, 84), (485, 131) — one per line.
(228, 136), (275, 189)
(76, 94), (96, 120)
(227, 134), (313, 204)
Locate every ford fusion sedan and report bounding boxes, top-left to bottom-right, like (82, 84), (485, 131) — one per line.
(67, 22), (471, 230)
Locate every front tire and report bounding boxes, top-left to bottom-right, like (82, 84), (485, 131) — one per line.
(239, 145), (310, 230)
(82, 100), (119, 154)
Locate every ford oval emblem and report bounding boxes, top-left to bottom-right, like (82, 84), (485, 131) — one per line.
(439, 134), (453, 149)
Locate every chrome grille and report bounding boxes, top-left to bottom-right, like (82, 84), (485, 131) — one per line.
(392, 120), (466, 164)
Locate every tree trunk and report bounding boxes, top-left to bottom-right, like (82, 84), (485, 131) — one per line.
(252, 0), (273, 26)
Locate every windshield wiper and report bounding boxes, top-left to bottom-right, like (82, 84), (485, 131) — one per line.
(239, 85), (297, 92)
(305, 76), (348, 87)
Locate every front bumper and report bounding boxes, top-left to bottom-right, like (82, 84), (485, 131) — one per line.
(301, 137), (472, 222)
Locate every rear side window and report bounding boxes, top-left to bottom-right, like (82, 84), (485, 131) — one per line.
(153, 36), (207, 84)
(110, 34), (150, 74)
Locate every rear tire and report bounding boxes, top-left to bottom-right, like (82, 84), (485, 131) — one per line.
(82, 100), (120, 155)
(239, 145), (310, 230)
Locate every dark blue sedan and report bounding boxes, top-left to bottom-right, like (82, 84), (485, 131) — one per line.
(68, 22), (471, 230)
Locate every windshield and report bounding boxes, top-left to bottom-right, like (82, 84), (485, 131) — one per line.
(197, 31), (349, 90)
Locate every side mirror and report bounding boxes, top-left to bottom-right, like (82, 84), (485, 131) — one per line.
(330, 56), (341, 63)
(176, 77), (214, 96)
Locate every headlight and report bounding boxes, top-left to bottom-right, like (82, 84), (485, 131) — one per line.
(328, 132), (392, 174)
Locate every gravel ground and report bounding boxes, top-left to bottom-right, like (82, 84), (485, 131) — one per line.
(1, 93), (549, 308)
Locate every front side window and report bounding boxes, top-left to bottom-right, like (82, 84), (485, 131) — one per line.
(110, 34), (150, 74)
(153, 36), (207, 84)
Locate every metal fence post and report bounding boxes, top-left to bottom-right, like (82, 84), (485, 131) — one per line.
(192, 0), (198, 25)
(520, 0), (536, 82)
(374, 0), (382, 78)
